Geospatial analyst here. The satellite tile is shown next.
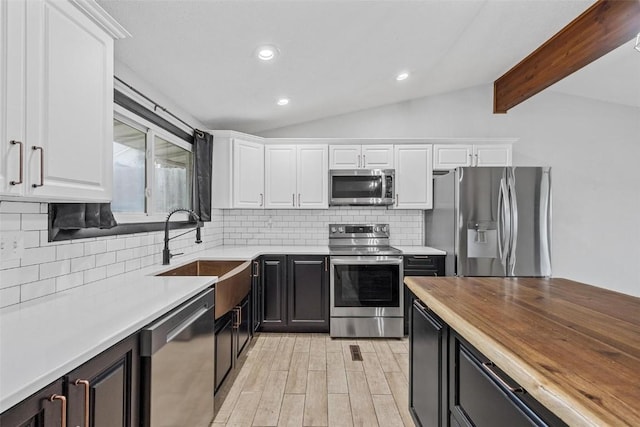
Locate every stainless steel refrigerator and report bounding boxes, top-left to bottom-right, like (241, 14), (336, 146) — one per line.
(425, 167), (552, 277)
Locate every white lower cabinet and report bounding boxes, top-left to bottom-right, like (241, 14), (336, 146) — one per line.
(433, 144), (512, 170)
(265, 144), (328, 209)
(394, 144), (433, 209)
(1, 0), (126, 201)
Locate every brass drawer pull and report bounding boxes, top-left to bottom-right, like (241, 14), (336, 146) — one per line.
(49, 394), (67, 427)
(481, 362), (524, 393)
(74, 379), (90, 427)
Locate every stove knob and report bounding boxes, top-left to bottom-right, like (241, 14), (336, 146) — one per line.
(330, 227), (337, 233)
(381, 225), (388, 232)
(374, 226), (380, 232)
(338, 227), (344, 233)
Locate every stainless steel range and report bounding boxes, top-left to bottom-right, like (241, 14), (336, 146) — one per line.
(329, 224), (404, 338)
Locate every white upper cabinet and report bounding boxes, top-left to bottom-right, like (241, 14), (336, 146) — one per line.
(233, 138), (265, 208)
(473, 144), (512, 167)
(1, 0), (128, 201)
(265, 144), (328, 209)
(393, 144), (432, 209)
(329, 144), (393, 169)
(433, 143), (512, 170)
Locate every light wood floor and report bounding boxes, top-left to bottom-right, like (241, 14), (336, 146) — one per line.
(212, 333), (414, 427)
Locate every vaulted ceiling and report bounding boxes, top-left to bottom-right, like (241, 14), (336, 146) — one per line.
(98, 0), (639, 134)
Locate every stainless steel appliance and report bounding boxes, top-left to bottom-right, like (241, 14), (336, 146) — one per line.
(141, 289), (215, 427)
(329, 169), (395, 206)
(425, 167), (552, 277)
(329, 224), (404, 337)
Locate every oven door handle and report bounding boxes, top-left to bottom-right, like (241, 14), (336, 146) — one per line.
(330, 257), (403, 265)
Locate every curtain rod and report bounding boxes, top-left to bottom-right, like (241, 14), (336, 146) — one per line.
(114, 75), (204, 138)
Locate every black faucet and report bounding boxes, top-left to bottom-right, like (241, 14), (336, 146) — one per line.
(163, 208), (202, 265)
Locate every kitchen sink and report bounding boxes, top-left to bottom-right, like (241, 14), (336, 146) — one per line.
(157, 260), (246, 278)
(157, 260), (252, 320)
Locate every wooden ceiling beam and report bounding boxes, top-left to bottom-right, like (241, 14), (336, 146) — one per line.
(493, 0), (640, 114)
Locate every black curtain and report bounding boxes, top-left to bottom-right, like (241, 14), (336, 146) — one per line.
(192, 130), (213, 221)
(52, 203), (117, 230)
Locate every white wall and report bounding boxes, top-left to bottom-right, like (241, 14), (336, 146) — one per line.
(261, 85), (640, 297)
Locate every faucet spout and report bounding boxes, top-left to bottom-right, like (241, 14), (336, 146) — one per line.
(163, 208), (202, 265)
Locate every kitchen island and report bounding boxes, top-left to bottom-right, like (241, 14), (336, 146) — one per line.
(405, 276), (640, 426)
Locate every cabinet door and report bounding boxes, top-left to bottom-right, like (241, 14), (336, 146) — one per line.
(433, 144), (473, 170)
(0, 0), (27, 197)
(235, 297), (251, 357)
(297, 144), (328, 209)
(214, 312), (234, 392)
(25, 0), (114, 201)
(410, 300), (447, 427)
(474, 144), (512, 167)
(251, 258), (262, 332)
(261, 255), (287, 330)
(362, 144), (394, 169)
(0, 379), (64, 427)
(66, 334), (139, 427)
(233, 138), (264, 208)
(264, 145), (296, 208)
(329, 145), (361, 169)
(287, 256), (329, 332)
(394, 144), (432, 209)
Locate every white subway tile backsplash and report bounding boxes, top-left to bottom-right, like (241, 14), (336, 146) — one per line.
(21, 279), (56, 302)
(40, 260), (71, 280)
(0, 286), (21, 307)
(0, 265), (39, 289)
(84, 266), (106, 283)
(70, 255), (96, 272)
(0, 213), (21, 230)
(56, 243), (84, 260)
(106, 262), (125, 277)
(125, 259), (141, 272)
(21, 246), (56, 266)
(106, 239), (126, 252)
(56, 271), (84, 292)
(0, 201), (41, 213)
(23, 230), (41, 248)
(21, 213), (48, 230)
(95, 252), (116, 267)
(84, 240), (107, 255)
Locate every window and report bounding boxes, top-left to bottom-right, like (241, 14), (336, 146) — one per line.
(112, 107), (193, 222)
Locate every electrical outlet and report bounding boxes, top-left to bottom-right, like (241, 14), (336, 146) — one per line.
(0, 231), (24, 261)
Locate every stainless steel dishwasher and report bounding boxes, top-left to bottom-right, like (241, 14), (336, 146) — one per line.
(140, 289), (215, 427)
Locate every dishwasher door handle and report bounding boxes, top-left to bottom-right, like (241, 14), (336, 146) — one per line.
(141, 289), (214, 356)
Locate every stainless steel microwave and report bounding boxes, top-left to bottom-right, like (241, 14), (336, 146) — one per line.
(329, 169), (395, 206)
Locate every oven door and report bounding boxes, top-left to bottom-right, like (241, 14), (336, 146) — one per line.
(330, 256), (403, 317)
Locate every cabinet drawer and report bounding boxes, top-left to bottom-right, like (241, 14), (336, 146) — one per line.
(404, 255), (445, 274)
(450, 333), (566, 427)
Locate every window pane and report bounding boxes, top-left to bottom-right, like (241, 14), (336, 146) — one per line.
(112, 120), (146, 213)
(154, 136), (192, 213)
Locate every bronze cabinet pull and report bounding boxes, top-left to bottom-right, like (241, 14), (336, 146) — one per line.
(32, 146), (44, 187)
(49, 394), (67, 427)
(298, 193), (301, 207)
(74, 379), (90, 427)
(253, 261), (260, 277)
(9, 140), (23, 185)
(481, 362), (524, 393)
(292, 193), (295, 206)
(324, 257), (328, 272)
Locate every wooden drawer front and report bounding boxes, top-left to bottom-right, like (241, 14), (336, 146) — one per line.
(404, 255), (445, 275)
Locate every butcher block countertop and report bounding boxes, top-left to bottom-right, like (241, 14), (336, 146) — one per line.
(404, 276), (640, 427)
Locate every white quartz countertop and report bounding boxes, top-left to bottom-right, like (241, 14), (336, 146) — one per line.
(0, 244), (445, 412)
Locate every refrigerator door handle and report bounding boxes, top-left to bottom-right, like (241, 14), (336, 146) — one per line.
(498, 175), (510, 270)
(507, 169), (518, 275)
(540, 168), (552, 276)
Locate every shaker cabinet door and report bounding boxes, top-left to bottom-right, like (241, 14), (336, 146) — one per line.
(25, 0), (114, 201)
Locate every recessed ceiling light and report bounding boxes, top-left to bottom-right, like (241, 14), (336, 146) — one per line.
(257, 45), (278, 61)
(396, 72), (409, 81)
(277, 98), (289, 106)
